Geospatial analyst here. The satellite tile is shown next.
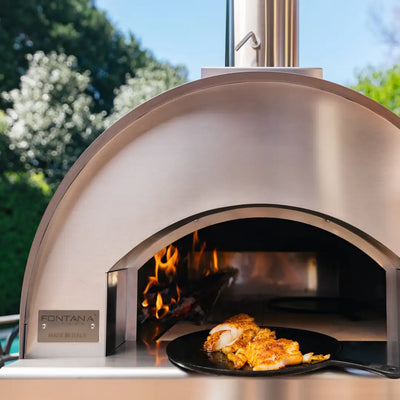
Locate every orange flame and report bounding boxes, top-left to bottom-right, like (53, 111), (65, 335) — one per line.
(155, 292), (169, 319)
(192, 231), (206, 273)
(142, 233), (221, 319)
(170, 284), (181, 305)
(142, 244), (180, 319)
(154, 245), (179, 279)
(205, 248), (219, 276)
(142, 276), (159, 307)
(212, 248), (219, 273)
(176, 284), (181, 302)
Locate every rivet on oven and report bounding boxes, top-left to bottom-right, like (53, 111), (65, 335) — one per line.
(90, 323), (96, 330)
(41, 323), (46, 330)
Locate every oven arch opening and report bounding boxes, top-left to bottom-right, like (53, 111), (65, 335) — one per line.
(106, 204), (400, 364)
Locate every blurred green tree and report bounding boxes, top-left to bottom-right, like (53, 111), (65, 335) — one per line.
(0, 0), (185, 113)
(0, 173), (50, 316)
(0, 110), (22, 173)
(351, 65), (400, 116)
(3, 51), (105, 188)
(106, 61), (187, 126)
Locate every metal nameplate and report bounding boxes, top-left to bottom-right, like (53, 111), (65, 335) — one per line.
(38, 310), (99, 342)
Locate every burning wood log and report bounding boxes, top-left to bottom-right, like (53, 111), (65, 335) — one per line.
(138, 232), (238, 341)
(138, 267), (237, 340)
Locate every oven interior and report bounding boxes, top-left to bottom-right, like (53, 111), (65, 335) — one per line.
(106, 217), (388, 366)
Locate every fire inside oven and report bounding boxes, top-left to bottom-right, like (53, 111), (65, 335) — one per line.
(106, 217), (386, 356)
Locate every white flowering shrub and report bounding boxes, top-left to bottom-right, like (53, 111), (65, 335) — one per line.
(3, 51), (105, 187)
(106, 62), (187, 126)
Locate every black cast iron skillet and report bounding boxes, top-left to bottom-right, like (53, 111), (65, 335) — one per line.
(166, 327), (400, 378)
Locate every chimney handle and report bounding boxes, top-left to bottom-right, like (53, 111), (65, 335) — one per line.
(235, 31), (261, 52)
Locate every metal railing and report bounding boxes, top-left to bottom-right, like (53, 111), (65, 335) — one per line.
(0, 314), (19, 368)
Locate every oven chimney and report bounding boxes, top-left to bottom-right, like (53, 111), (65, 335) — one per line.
(226, 0), (299, 68)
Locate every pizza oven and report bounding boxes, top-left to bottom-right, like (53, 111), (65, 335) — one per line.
(3, 0), (400, 387)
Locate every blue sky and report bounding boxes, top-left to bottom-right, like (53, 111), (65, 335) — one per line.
(95, 0), (399, 85)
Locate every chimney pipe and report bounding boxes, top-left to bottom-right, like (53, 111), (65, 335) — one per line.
(227, 0), (299, 68)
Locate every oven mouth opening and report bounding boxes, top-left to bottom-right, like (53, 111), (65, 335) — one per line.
(137, 218), (386, 341)
(106, 205), (395, 360)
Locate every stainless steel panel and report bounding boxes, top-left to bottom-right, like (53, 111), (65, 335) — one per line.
(0, 339), (387, 377)
(106, 270), (127, 353)
(2, 375), (400, 400)
(2, 374), (400, 400)
(201, 66), (323, 78)
(232, 0), (298, 67)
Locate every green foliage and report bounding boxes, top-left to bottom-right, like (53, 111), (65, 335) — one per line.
(0, 111), (7, 132)
(106, 61), (188, 126)
(0, 0), (185, 113)
(3, 51), (105, 188)
(351, 65), (400, 116)
(0, 110), (23, 173)
(0, 173), (50, 315)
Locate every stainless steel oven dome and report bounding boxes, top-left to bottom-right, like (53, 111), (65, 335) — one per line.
(16, 71), (400, 366)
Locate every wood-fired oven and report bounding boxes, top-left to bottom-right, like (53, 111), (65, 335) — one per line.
(3, 0), (400, 392)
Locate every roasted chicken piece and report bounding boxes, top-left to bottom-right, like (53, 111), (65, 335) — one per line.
(231, 330), (330, 371)
(204, 314), (330, 371)
(203, 314), (260, 352)
(226, 328), (276, 369)
(243, 335), (304, 371)
(222, 327), (271, 355)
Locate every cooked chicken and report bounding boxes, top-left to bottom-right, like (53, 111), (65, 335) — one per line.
(223, 327), (276, 368)
(244, 336), (304, 371)
(203, 314), (259, 352)
(204, 314), (330, 371)
(251, 328), (277, 341)
(222, 327), (270, 355)
(302, 352), (331, 364)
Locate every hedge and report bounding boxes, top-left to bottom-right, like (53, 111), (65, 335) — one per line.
(0, 173), (50, 316)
